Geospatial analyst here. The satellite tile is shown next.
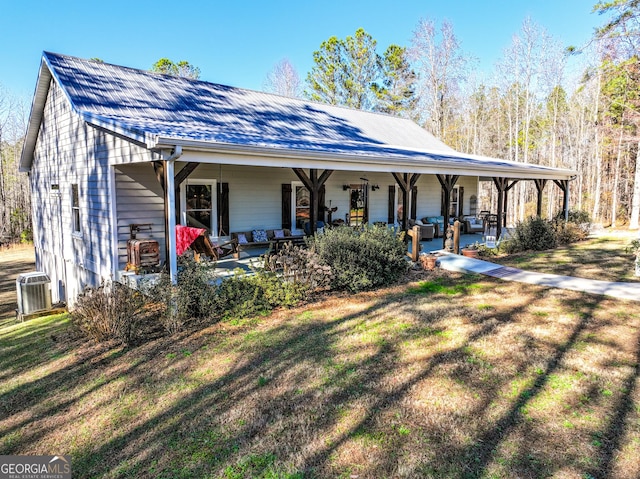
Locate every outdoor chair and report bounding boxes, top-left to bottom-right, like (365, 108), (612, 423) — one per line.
(408, 219), (435, 241)
(191, 234), (239, 261)
(176, 225), (239, 262)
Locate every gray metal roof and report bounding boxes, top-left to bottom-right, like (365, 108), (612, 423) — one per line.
(20, 52), (577, 180)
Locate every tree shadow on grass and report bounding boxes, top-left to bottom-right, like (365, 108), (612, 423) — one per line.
(2, 276), (639, 478)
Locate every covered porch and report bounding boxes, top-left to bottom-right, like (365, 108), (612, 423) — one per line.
(114, 156), (576, 283)
(209, 229), (488, 278)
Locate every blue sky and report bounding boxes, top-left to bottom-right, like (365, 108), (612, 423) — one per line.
(1, 0), (604, 100)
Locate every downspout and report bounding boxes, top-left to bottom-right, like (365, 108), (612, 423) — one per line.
(164, 146), (183, 284)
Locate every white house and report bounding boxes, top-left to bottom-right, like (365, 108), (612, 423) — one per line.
(19, 52), (576, 305)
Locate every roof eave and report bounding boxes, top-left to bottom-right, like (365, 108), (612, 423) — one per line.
(19, 58), (53, 172)
(152, 136), (578, 181)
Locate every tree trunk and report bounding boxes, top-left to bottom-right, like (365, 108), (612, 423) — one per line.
(611, 127), (624, 226)
(630, 141), (640, 229)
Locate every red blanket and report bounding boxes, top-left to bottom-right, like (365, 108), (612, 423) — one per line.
(176, 225), (205, 256)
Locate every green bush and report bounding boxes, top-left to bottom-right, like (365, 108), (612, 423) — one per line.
(307, 224), (408, 292)
(476, 244), (497, 257)
(625, 239), (640, 257)
(213, 272), (271, 320)
(213, 269), (306, 320)
(505, 216), (557, 253)
(212, 244), (328, 320)
(71, 280), (145, 345)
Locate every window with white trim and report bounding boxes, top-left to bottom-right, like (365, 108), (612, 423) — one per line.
(181, 180), (217, 236)
(71, 184), (81, 234)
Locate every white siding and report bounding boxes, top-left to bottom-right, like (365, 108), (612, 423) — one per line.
(114, 163), (165, 269)
(172, 164), (479, 233)
(29, 78), (481, 306)
(30, 81), (156, 304)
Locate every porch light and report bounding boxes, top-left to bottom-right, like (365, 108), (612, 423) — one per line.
(371, 184), (380, 191)
(343, 184), (350, 190)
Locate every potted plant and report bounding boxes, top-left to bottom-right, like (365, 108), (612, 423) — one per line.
(420, 253), (438, 271)
(461, 242), (480, 259)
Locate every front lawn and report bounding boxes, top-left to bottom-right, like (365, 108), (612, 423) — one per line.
(495, 230), (640, 282)
(1, 271), (639, 478)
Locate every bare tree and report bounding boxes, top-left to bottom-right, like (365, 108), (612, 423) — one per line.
(263, 58), (302, 98)
(409, 18), (472, 141)
(592, 0), (640, 228)
(0, 86), (30, 242)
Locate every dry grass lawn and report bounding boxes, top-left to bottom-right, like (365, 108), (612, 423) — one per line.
(495, 230), (640, 283)
(1, 264), (639, 478)
(0, 244), (35, 320)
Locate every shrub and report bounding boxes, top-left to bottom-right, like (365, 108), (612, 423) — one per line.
(71, 280), (145, 345)
(555, 222), (587, 244)
(554, 209), (592, 244)
(625, 239), (640, 257)
(210, 244), (328, 321)
(213, 269), (306, 320)
(476, 244), (497, 257)
(505, 216), (557, 253)
(213, 271), (271, 320)
(262, 242), (332, 293)
(307, 224), (408, 292)
(147, 256), (218, 333)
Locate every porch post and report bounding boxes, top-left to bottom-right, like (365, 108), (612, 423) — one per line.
(165, 160), (178, 284)
(436, 174), (459, 249)
(409, 173), (421, 220)
(391, 173), (420, 232)
(492, 177), (508, 240)
(293, 168), (333, 234)
(553, 179), (570, 220)
(402, 176), (409, 230)
(564, 181), (570, 220)
(535, 179), (547, 217)
(504, 180), (518, 228)
(309, 169), (318, 234)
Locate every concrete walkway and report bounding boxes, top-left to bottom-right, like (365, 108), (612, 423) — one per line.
(436, 252), (640, 302)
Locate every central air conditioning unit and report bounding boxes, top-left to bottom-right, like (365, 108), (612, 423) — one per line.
(16, 272), (52, 320)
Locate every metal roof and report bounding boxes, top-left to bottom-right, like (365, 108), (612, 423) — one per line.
(20, 52), (577, 180)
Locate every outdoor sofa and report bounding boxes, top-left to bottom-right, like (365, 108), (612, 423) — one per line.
(462, 216), (484, 234)
(231, 228), (305, 252)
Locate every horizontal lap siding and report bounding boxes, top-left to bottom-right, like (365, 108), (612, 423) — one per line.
(31, 81), (114, 300)
(172, 164), (479, 231)
(114, 163), (165, 269)
(31, 81), (159, 302)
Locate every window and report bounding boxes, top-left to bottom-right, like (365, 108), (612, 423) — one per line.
(181, 181), (217, 235)
(295, 184), (310, 230)
(71, 184), (81, 233)
(347, 184), (368, 226)
(449, 186), (460, 218)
